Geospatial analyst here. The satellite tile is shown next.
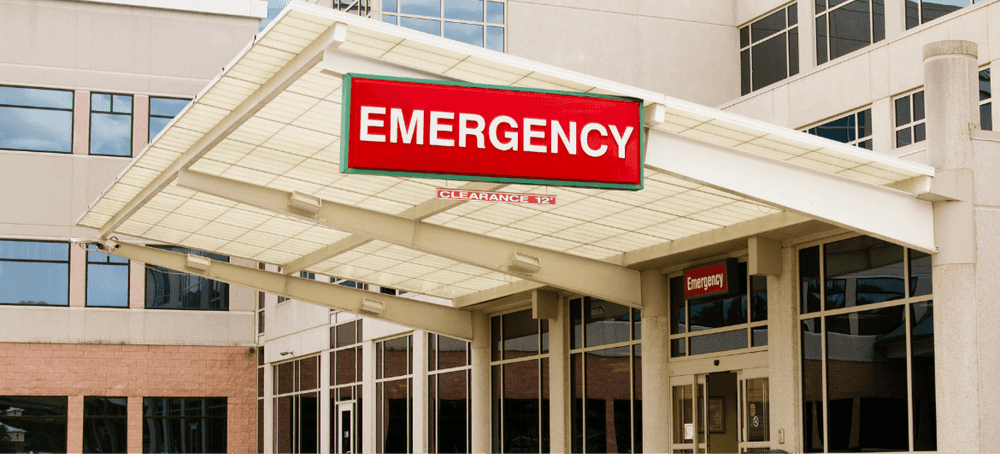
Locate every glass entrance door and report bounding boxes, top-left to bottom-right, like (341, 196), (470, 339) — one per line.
(672, 368), (771, 453)
(337, 401), (354, 454)
(738, 368), (770, 452)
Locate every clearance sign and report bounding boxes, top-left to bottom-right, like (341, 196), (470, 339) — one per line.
(341, 75), (644, 190)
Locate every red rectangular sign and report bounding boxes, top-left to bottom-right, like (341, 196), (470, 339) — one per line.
(341, 75), (644, 190)
(684, 259), (739, 300)
(436, 188), (556, 205)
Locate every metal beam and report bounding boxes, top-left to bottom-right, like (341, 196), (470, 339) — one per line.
(104, 241), (472, 340)
(176, 169), (643, 308)
(646, 130), (936, 253)
(97, 21), (349, 238)
(282, 181), (507, 275)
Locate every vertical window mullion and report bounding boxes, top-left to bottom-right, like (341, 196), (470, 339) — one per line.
(905, 301), (915, 451)
(818, 244), (828, 454)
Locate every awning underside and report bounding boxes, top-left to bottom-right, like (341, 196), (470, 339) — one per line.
(77, 3), (935, 304)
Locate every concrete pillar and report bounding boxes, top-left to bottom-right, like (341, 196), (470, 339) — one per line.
(470, 311), (491, 454)
(767, 246), (800, 451)
(639, 269), (670, 452)
(546, 297), (569, 453)
(923, 40), (981, 452)
(412, 330), (428, 454)
(264, 363), (274, 453)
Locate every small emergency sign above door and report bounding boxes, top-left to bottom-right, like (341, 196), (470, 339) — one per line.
(342, 74), (644, 190)
(684, 258), (740, 300)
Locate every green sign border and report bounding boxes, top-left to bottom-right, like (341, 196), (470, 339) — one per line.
(340, 73), (646, 191)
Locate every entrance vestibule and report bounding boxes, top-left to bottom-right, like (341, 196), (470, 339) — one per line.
(670, 365), (770, 453)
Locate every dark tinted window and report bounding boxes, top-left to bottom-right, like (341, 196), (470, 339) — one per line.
(142, 397), (226, 453)
(83, 397), (127, 454)
(740, 3), (799, 95)
(824, 236), (904, 310)
(0, 239), (69, 306)
(145, 247), (229, 310)
(806, 108), (873, 149)
(0, 85), (73, 153)
(0, 396), (68, 454)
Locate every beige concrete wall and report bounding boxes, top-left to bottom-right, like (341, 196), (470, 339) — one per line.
(506, 0), (741, 107)
(0, 0), (260, 96)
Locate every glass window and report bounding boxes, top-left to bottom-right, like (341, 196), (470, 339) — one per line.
(815, 0), (884, 66)
(491, 308), (551, 454)
(428, 333), (471, 453)
(894, 90), (926, 148)
(0, 239), (69, 306)
(980, 68), (992, 131)
(83, 397), (127, 454)
(906, 0), (976, 29)
(142, 397), (226, 453)
(389, 0), (505, 51)
(670, 261), (764, 357)
(148, 97), (190, 141)
(273, 356), (320, 454)
(376, 335), (413, 453)
(739, 3), (799, 95)
(86, 247), (129, 308)
(0, 396), (68, 454)
(145, 246), (229, 310)
(806, 107), (873, 149)
(0, 85), (74, 154)
(799, 235), (935, 451)
(90, 93), (133, 156)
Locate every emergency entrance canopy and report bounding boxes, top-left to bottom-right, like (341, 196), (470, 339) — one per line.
(76, 1), (935, 336)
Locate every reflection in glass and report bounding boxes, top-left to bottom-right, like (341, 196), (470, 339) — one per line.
(90, 93), (132, 157)
(486, 1), (504, 24)
(503, 309), (539, 359)
(0, 107), (73, 153)
(689, 329), (747, 355)
(751, 33), (789, 92)
(378, 378), (411, 453)
(584, 297), (631, 347)
(751, 326), (769, 347)
(825, 307), (908, 451)
(671, 338), (686, 357)
(801, 318), (823, 452)
(142, 397), (226, 454)
(0, 396), (68, 454)
(751, 275), (767, 322)
(827, 0), (871, 62)
(486, 26), (504, 52)
(672, 385), (693, 442)
(0, 240), (69, 306)
(400, 0), (440, 17)
(824, 236), (904, 310)
(444, 0), (483, 21)
(585, 347), (632, 453)
(0, 86), (73, 108)
(86, 249), (129, 308)
(670, 276), (686, 334)
(382, 0), (397, 13)
(149, 97), (190, 140)
(401, 16), (441, 35)
(443, 22), (484, 47)
(145, 247), (228, 310)
(911, 302), (936, 451)
(437, 334), (470, 370)
(921, 0), (966, 24)
(383, 336), (410, 378)
(745, 378), (769, 442)
(504, 359), (539, 453)
(435, 370), (469, 453)
(382, 14), (398, 24)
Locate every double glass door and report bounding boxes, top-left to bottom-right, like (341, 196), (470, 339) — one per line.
(670, 368), (770, 453)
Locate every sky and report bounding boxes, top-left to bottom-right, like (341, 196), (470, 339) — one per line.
(259, 0), (292, 32)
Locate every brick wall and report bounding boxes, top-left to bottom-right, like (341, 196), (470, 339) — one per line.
(0, 343), (257, 453)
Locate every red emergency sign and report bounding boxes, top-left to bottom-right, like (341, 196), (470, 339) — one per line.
(684, 258), (740, 300)
(341, 75), (644, 190)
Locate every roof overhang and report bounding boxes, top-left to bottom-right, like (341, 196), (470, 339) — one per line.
(76, 2), (937, 322)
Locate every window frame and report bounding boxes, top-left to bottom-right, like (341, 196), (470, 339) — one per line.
(375, 333), (414, 454)
(143, 246), (230, 311)
(141, 397), (228, 454)
(0, 84), (75, 154)
(905, 0), (980, 30)
(893, 89), (926, 148)
(804, 107), (874, 150)
(0, 238), (70, 307)
(85, 246), (130, 308)
(427, 332), (472, 454)
(489, 307), (550, 454)
(89, 92), (134, 157)
(82, 396), (128, 454)
(147, 96), (191, 143)
(796, 232), (935, 452)
(381, 0), (507, 52)
(979, 66), (992, 131)
(814, 0), (885, 66)
(739, 2), (800, 96)
(272, 355), (322, 454)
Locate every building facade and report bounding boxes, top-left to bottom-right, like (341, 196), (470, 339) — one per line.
(2, 1), (999, 454)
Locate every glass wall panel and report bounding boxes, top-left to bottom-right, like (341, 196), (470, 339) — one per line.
(801, 318), (823, 452)
(503, 310), (539, 359)
(83, 397), (127, 454)
(86, 248), (129, 307)
(143, 397), (226, 453)
(585, 346), (632, 453)
(911, 302), (936, 451)
(0, 85), (73, 153)
(503, 359), (539, 453)
(672, 385), (693, 443)
(584, 297), (630, 347)
(824, 236), (904, 310)
(800, 246), (821, 313)
(825, 307), (908, 451)
(689, 329), (748, 355)
(0, 239), (69, 306)
(436, 370), (468, 453)
(145, 247), (228, 310)
(746, 379), (769, 442)
(0, 396), (68, 454)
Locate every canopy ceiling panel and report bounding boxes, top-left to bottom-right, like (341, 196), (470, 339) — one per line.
(78, 2), (935, 303)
